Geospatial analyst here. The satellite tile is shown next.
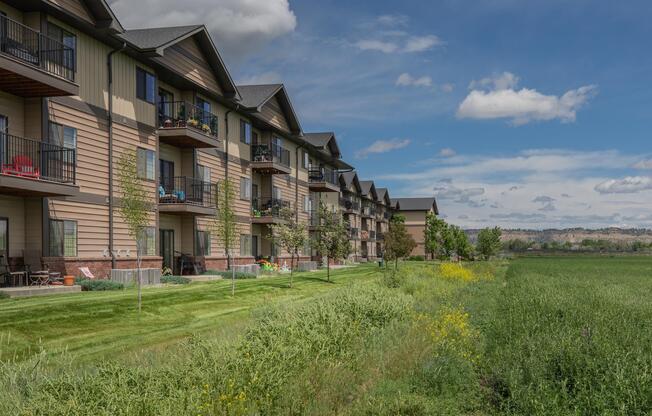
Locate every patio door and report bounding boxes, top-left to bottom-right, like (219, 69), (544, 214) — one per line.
(0, 218), (7, 265)
(0, 115), (7, 168)
(160, 229), (174, 272)
(159, 159), (174, 191)
(252, 235), (259, 259)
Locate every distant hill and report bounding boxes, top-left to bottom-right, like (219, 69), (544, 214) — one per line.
(465, 228), (652, 244)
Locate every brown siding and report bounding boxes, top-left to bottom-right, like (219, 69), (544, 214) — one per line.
(48, 0), (95, 24)
(260, 96), (290, 133)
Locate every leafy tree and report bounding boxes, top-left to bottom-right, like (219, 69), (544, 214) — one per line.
(117, 150), (152, 313)
(424, 212), (448, 260)
(476, 226), (502, 260)
(440, 224), (457, 260)
(269, 207), (308, 287)
(451, 225), (474, 261)
(505, 238), (534, 252)
(312, 203), (350, 282)
(385, 214), (417, 270)
(213, 178), (239, 295)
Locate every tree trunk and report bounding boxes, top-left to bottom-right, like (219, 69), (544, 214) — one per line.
(289, 251), (294, 288)
(230, 252), (235, 296)
(395, 258), (398, 271)
(136, 247), (142, 314)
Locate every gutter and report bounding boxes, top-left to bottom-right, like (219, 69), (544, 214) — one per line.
(107, 42), (127, 269)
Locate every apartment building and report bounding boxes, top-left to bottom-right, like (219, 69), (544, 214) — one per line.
(0, 0), (434, 282)
(391, 197), (439, 258)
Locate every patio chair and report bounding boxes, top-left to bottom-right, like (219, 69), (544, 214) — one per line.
(0, 255), (27, 287)
(24, 250), (57, 286)
(2, 155), (40, 179)
(79, 267), (96, 280)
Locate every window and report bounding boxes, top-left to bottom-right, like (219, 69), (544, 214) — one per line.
(240, 177), (251, 200)
(240, 234), (252, 257)
(271, 242), (279, 258)
(240, 120), (252, 144)
(137, 148), (155, 180)
(196, 97), (212, 126)
(138, 227), (156, 256)
(302, 151), (309, 169)
(303, 240), (311, 256)
(158, 89), (174, 118)
(195, 231), (211, 256)
(196, 164), (210, 183)
(303, 195), (312, 213)
(272, 186), (281, 201)
(47, 23), (76, 71)
(49, 122), (77, 149)
(136, 67), (156, 104)
(49, 220), (77, 257)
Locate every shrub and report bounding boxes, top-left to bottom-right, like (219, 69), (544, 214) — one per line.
(408, 255), (425, 261)
(381, 268), (406, 288)
(75, 278), (124, 291)
(439, 263), (476, 282)
(0, 291), (9, 300)
(160, 275), (191, 285)
(208, 270), (257, 280)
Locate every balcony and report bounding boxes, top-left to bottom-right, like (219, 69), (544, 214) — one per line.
(251, 196), (291, 224)
(361, 205), (376, 218)
(158, 101), (220, 148)
(0, 134), (78, 196)
(349, 227), (359, 240)
(0, 15), (78, 97)
(158, 176), (216, 216)
(251, 142), (291, 175)
(308, 210), (339, 229)
(340, 198), (360, 213)
(376, 232), (385, 241)
(308, 167), (339, 193)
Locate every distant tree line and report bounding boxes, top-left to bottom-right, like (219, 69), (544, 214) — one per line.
(423, 213), (502, 261)
(503, 238), (652, 253)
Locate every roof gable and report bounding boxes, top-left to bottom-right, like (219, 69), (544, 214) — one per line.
(340, 171), (361, 193)
(391, 197), (439, 214)
(237, 84), (302, 135)
(359, 180), (378, 200)
(377, 188), (391, 206)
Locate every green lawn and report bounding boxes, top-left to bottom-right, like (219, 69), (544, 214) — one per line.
(0, 264), (381, 364)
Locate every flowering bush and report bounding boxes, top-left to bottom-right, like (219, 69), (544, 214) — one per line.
(439, 262), (476, 282)
(256, 259), (279, 273)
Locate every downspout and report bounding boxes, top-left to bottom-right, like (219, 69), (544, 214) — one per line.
(107, 42), (126, 270)
(295, 143), (305, 223)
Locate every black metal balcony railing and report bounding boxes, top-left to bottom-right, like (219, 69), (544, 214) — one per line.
(340, 198), (360, 211)
(0, 15), (76, 81)
(350, 227), (359, 239)
(159, 176), (216, 208)
(309, 210), (339, 226)
(361, 205), (376, 216)
(370, 230), (376, 240)
(251, 142), (291, 167)
(376, 232), (385, 241)
(0, 134), (76, 183)
(252, 196), (291, 218)
(309, 167), (338, 185)
(158, 101), (219, 138)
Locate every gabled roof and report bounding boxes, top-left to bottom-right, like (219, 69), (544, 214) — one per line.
(391, 197), (439, 215)
(339, 171), (362, 193)
(236, 84), (302, 135)
(359, 180), (378, 201)
(376, 188), (392, 206)
(303, 132), (353, 169)
(84, 0), (124, 32)
(118, 25), (240, 99)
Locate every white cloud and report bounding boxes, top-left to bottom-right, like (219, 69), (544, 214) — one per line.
(440, 83), (455, 93)
(633, 159), (652, 169)
(376, 14), (409, 26)
(439, 148), (456, 157)
(396, 73), (433, 87)
(237, 71), (282, 85)
(355, 139), (411, 159)
(354, 39), (399, 53)
(594, 176), (652, 194)
(404, 35), (445, 52)
(457, 72), (597, 125)
(108, 0), (296, 60)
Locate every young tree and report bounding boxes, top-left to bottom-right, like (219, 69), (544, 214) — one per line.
(384, 214), (417, 270)
(451, 225), (474, 261)
(269, 207), (307, 287)
(440, 224), (457, 260)
(117, 149), (151, 313)
(424, 212), (448, 259)
(313, 203), (350, 282)
(476, 226), (503, 260)
(213, 178), (239, 295)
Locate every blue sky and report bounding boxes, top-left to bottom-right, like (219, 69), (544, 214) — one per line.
(111, 0), (652, 229)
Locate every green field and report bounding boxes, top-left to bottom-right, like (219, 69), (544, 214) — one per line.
(0, 256), (650, 415)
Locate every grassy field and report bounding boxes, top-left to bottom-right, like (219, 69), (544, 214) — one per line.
(0, 265), (380, 364)
(0, 256), (650, 415)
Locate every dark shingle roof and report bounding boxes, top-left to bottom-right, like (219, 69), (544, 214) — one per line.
(340, 171), (359, 190)
(359, 180), (375, 196)
(118, 25), (202, 50)
(304, 132), (334, 148)
(391, 197), (438, 214)
(377, 188), (390, 204)
(237, 84), (283, 109)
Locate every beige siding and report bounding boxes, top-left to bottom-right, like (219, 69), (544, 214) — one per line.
(48, 0), (95, 24)
(154, 37), (223, 96)
(0, 196), (25, 257)
(0, 91), (25, 138)
(260, 96), (290, 133)
(24, 98), (41, 139)
(0, 2), (22, 22)
(24, 198), (42, 252)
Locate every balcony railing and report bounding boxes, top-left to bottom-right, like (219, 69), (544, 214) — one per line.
(340, 198), (360, 211)
(0, 134), (76, 183)
(159, 176), (216, 208)
(308, 167), (338, 185)
(361, 205), (376, 216)
(349, 227), (359, 239)
(0, 15), (76, 81)
(370, 230), (376, 240)
(376, 232), (384, 241)
(158, 101), (219, 138)
(251, 142), (291, 167)
(252, 196), (291, 219)
(309, 210), (339, 226)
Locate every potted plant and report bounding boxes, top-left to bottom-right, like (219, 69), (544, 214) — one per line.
(188, 118), (199, 128)
(163, 119), (173, 128)
(201, 123), (211, 134)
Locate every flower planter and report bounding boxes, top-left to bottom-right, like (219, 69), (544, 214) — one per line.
(63, 275), (75, 286)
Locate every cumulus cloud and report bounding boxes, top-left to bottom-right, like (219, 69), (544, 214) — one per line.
(108, 0), (296, 60)
(376, 14), (409, 26)
(532, 195), (556, 203)
(457, 72), (597, 125)
(355, 139), (411, 159)
(396, 73), (433, 87)
(354, 33), (443, 54)
(490, 213), (547, 221)
(433, 181), (485, 207)
(404, 35), (444, 52)
(594, 176), (652, 194)
(633, 159), (652, 169)
(439, 148), (456, 157)
(355, 39), (399, 53)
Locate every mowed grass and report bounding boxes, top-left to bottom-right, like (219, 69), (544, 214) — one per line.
(0, 265), (380, 364)
(483, 256), (652, 415)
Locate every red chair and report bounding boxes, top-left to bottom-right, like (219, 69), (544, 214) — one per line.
(3, 155), (40, 179)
